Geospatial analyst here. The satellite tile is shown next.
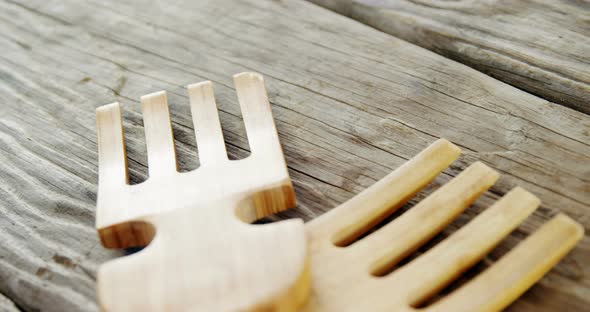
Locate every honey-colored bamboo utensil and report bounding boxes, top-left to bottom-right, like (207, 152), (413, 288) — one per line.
(95, 73), (309, 311)
(303, 139), (583, 312)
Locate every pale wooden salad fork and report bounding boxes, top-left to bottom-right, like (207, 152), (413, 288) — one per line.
(302, 139), (583, 312)
(95, 73), (309, 311)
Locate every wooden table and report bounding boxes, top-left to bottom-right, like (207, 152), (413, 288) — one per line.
(0, 0), (587, 311)
(310, 0), (590, 114)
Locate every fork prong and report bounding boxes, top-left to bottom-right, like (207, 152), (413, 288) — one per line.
(233, 72), (282, 157)
(96, 103), (128, 187)
(428, 214), (583, 312)
(391, 187), (539, 308)
(353, 162), (498, 276)
(188, 81), (228, 165)
(141, 91), (178, 177)
(310, 139), (460, 245)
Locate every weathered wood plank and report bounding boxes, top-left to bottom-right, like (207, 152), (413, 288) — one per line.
(0, 0), (587, 311)
(309, 0), (590, 114)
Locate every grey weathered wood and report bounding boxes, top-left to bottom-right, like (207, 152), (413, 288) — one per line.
(0, 0), (588, 311)
(309, 0), (590, 114)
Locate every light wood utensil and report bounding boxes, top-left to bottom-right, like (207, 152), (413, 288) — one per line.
(303, 139), (583, 312)
(95, 73), (309, 311)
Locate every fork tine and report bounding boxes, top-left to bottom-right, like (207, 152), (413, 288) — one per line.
(141, 91), (178, 177)
(188, 81), (228, 165)
(352, 162), (499, 276)
(428, 214), (583, 312)
(310, 139), (460, 245)
(391, 187), (539, 308)
(233, 72), (282, 157)
(96, 103), (128, 186)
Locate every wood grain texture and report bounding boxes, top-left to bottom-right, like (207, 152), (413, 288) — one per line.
(308, 0), (590, 114)
(0, 0), (588, 311)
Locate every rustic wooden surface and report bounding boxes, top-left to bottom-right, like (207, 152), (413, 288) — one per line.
(0, 0), (588, 311)
(309, 0), (590, 114)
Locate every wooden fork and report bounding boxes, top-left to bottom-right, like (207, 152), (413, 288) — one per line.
(95, 73), (309, 311)
(302, 139), (583, 311)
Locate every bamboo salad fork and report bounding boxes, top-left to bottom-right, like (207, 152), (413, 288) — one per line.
(95, 73), (309, 311)
(95, 71), (583, 311)
(302, 139), (583, 312)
